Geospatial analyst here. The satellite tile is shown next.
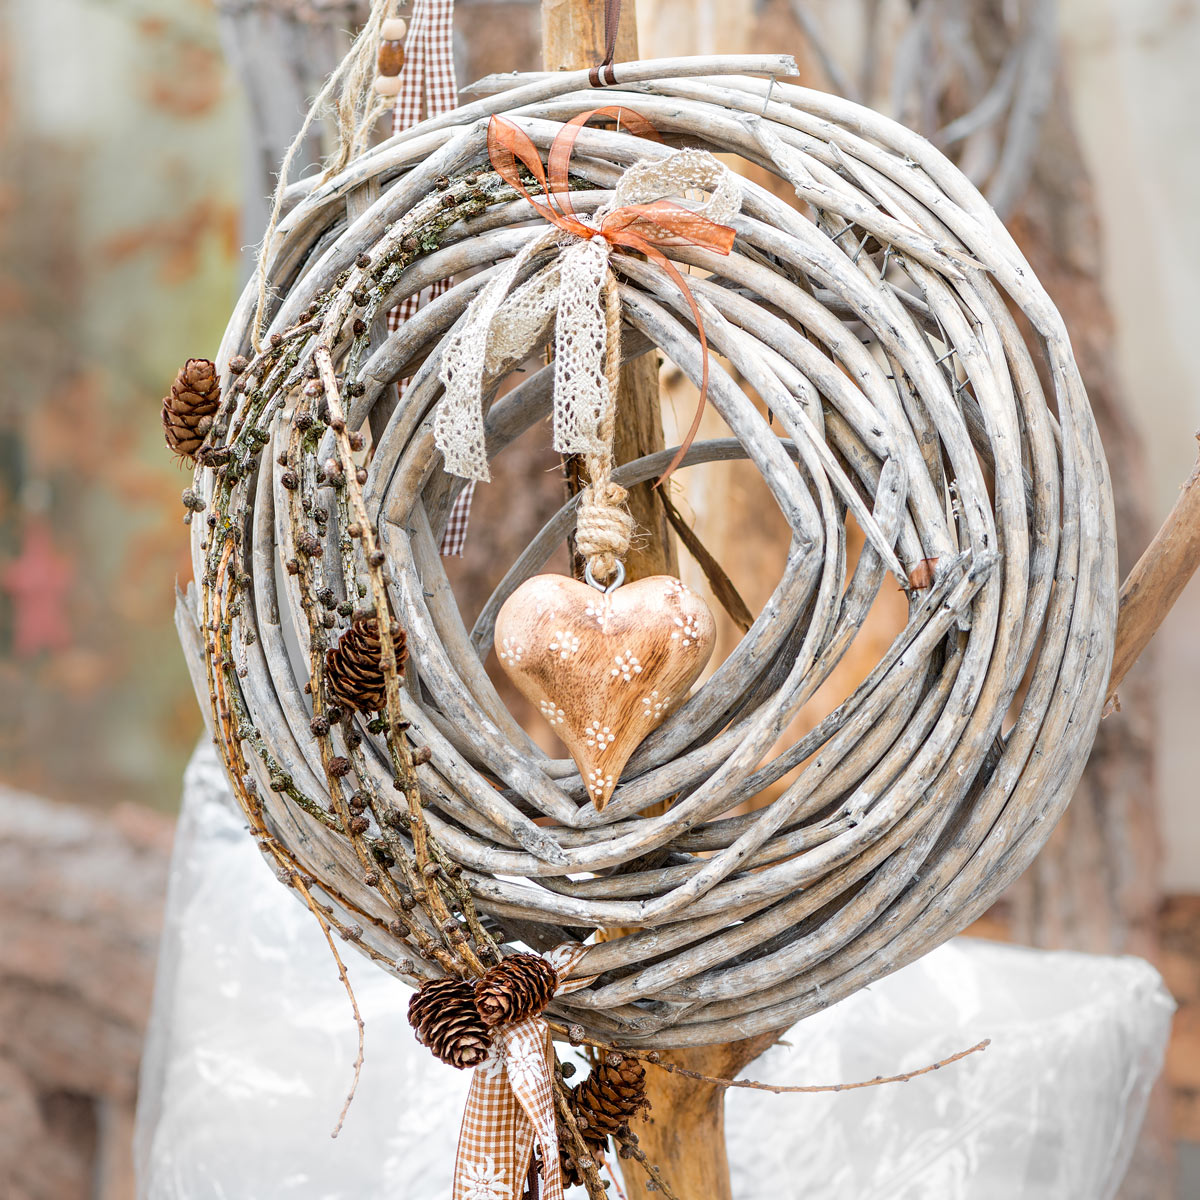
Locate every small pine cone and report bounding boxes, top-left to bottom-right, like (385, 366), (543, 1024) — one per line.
(407, 977), (492, 1069)
(324, 615), (406, 714)
(571, 1056), (649, 1145)
(474, 952), (557, 1027)
(162, 358), (221, 464)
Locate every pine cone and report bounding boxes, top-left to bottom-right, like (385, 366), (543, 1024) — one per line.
(474, 952), (557, 1027)
(572, 1055), (648, 1143)
(325, 615), (406, 714)
(554, 1056), (649, 1188)
(162, 358), (221, 464)
(407, 977), (492, 1069)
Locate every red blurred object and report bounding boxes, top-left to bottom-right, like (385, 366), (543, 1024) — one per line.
(2, 518), (74, 657)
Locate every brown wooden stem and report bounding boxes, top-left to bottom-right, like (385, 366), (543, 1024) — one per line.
(539, 8), (773, 1198)
(1107, 438), (1200, 708)
(542, 0), (678, 584)
(538, 5), (774, 1197)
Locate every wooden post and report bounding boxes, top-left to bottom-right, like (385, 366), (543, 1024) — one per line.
(541, 0), (677, 582)
(541, 4), (775, 1197)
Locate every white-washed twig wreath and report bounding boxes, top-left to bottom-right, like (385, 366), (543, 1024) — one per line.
(177, 53), (1116, 1065)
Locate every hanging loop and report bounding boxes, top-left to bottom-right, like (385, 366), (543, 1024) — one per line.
(588, 0), (622, 86)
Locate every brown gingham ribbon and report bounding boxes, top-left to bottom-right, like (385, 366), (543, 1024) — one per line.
(385, 0), (469, 554)
(391, 0), (457, 134)
(452, 943), (594, 1200)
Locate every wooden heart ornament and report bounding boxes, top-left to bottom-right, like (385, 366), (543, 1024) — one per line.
(495, 574), (716, 810)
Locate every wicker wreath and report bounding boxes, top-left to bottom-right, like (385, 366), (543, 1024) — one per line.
(178, 54), (1117, 1048)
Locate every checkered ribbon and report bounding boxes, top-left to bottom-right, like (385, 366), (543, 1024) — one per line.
(386, 0), (467, 554)
(452, 944), (594, 1200)
(391, 0), (457, 136)
(440, 480), (476, 557)
(454, 1019), (560, 1200)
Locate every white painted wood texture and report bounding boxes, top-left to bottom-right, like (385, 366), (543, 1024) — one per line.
(178, 55), (1119, 1047)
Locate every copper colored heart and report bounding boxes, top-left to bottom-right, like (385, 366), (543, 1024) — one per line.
(495, 574), (716, 810)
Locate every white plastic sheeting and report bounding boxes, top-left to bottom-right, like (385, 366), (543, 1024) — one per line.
(136, 745), (1174, 1199)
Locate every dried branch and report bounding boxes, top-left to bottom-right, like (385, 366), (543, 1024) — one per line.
(660, 493), (753, 632)
(315, 896), (366, 1138)
(545, 1020), (989, 1095)
(648, 1036), (991, 1095)
(1107, 438), (1200, 707)
(613, 1125), (682, 1200)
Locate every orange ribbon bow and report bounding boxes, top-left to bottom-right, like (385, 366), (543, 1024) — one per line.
(487, 107), (738, 482)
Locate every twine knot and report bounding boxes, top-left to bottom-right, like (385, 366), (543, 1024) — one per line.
(576, 481), (634, 583)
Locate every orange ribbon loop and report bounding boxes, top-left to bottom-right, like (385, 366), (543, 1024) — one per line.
(486, 108), (738, 483)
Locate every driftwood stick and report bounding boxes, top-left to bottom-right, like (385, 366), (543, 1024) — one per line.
(1107, 438), (1200, 707)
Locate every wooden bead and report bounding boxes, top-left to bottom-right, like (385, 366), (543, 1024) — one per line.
(374, 73), (403, 97)
(380, 17), (408, 40)
(377, 40), (406, 77)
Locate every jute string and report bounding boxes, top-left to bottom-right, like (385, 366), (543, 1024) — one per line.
(574, 272), (633, 583)
(251, 0), (397, 351)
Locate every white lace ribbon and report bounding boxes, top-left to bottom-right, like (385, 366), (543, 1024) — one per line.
(434, 147), (741, 483)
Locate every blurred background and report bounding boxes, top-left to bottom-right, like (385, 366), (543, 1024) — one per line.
(0, 0), (1198, 1196)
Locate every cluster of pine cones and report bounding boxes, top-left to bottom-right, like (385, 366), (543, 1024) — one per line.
(558, 1054), (649, 1187)
(407, 952), (558, 1069)
(408, 954), (650, 1185)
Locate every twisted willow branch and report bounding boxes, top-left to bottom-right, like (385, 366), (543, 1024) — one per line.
(176, 55), (1116, 1049)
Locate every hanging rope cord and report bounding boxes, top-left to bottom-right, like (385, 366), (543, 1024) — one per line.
(577, 0), (634, 584)
(574, 275), (635, 584)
